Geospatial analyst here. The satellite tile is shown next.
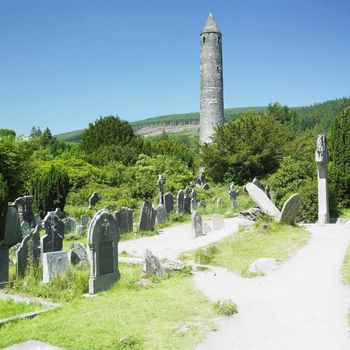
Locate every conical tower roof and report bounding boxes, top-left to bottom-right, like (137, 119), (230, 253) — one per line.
(201, 13), (220, 34)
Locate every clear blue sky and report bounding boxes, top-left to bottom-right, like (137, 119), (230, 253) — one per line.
(1, 0), (349, 136)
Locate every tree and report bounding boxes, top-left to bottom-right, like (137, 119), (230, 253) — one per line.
(30, 165), (70, 217)
(267, 102), (299, 128)
(202, 112), (292, 184)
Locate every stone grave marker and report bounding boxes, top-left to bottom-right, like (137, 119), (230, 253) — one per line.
(198, 200), (206, 209)
(41, 211), (64, 254)
(0, 247), (9, 285)
(20, 221), (32, 238)
(76, 225), (86, 236)
(216, 197), (223, 208)
(88, 192), (100, 209)
(81, 214), (91, 228)
(280, 194), (301, 225)
(192, 211), (203, 237)
(63, 217), (77, 234)
(42, 251), (69, 284)
(34, 213), (42, 226)
(156, 205), (167, 225)
(142, 249), (165, 278)
(163, 192), (174, 213)
(184, 194), (191, 214)
(88, 209), (120, 294)
(69, 242), (88, 267)
(16, 225), (41, 277)
(54, 208), (64, 219)
(14, 195), (35, 227)
(139, 201), (156, 232)
(176, 189), (184, 213)
(4, 203), (22, 248)
(115, 207), (133, 234)
(191, 189), (197, 210)
(212, 214), (225, 230)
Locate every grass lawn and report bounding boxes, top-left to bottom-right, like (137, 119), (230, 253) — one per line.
(181, 220), (310, 276)
(338, 208), (350, 219)
(0, 264), (216, 350)
(0, 299), (41, 319)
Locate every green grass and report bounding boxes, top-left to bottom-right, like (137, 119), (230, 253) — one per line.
(0, 299), (42, 319)
(338, 208), (350, 219)
(0, 264), (216, 350)
(181, 220), (310, 276)
(342, 245), (350, 285)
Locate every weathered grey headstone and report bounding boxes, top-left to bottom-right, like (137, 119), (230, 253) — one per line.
(4, 203), (22, 248)
(216, 197), (223, 208)
(81, 214), (91, 228)
(42, 251), (69, 284)
(163, 192), (174, 213)
(203, 222), (212, 234)
(41, 211), (64, 254)
(156, 205), (167, 225)
(139, 201), (156, 232)
(88, 192), (100, 209)
(315, 135), (329, 224)
(191, 189), (197, 210)
(16, 225), (41, 277)
(176, 189), (185, 213)
(184, 195), (191, 214)
(34, 213), (42, 226)
(54, 208), (64, 219)
(14, 195), (35, 227)
(252, 177), (265, 191)
(212, 214), (225, 230)
(142, 249), (165, 278)
(0, 247), (9, 285)
(245, 183), (281, 220)
(70, 243), (88, 267)
(62, 217), (77, 234)
(279, 194), (302, 225)
(228, 184), (238, 200)
(76, 225), (86, 236)
(115, 207), (133, 234)
(198, 200), (206, 209)
(88, 209), (120, 294)
(20, 221), (32, 238)
(192, 210), (203, 237)
(157, 174), (166, 205)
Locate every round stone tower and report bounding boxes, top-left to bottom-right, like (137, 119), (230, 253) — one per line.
(200, 13), (224, 145)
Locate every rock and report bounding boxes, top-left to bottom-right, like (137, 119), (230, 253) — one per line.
(135, 278), (151, 287)
(142, 249), (165, 278)
(279, 193), (301, 225)
(62, 217), (77, 234)
(239, 208), (261, 221)
(69, 243), (89, 267)
(245, 182), (281, 220)
(212, 214), (225, 230)
(75, 225), (86, 236)
(160, 258), (184, 271)
(248, 258), (280, 275)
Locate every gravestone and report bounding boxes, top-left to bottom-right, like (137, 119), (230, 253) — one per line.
(81, 214), (91, 228)
(76, 225), (86, 236)
(0, 247), (9, 285)
(63, 217), (77, 234)
(4, 203), (22, 248)
(203, 222), (212, 234)
(216, 197), (223, 208)
(42, 251), (69, 284)
(41, 211), (64, 254)
(163, 192), (174, 213)
(88, 192), (100, 209)
(191, 189), (197, 210)
(192, 211), (203, 237)
(228, 183), (238, 208)
(54, 208), (64, 219)
(34, 213), (42, 226)
(157, 174), (166, 205)
(279, 194), (301, 225)
(252, 177), (265, 191)
(156, 205), (167, 225)
(212, 214), (225, 230)
(142, 249), (165, 278)
(115, 207), (133, 234)
(184, 193), (191, 214)
(176, 189), (184, 213)
(88, 209), (120, 294)
(245, 183), (281, 220)
(16, 225), (41, 277)
(14, 195), (35, 227)
(198, 200), (206, 209)
(20, 221), (32, 238)
(70, 243), (88, 267)
(139, 201), (156, 232)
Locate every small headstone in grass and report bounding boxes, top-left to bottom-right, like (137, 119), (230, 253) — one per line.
(0, 247), (9, 284)
(4, 203), (22, 248)
(176, 189), (184, 213)
(42, 250), (69, 284)
(156, 204), (167, 225)
(41, 211), (64, 254)
(88, 209), (120, 294)
(138, 201), (156, 232)
(142, 249), (165, 278)
(216, 197), (223, 208)
(192, 211), (204, 237)
(62, 217), (77, 234)
(163, 192), (174, 213)
(212, 214), (225, 230)
(16, 225), (41, 277)
(81, 214), (91, 228)
(279, 193), (301, 225)
(88, 192), (100, 209)
(198, 200), (206, 209)
(69, 242), (88, 267)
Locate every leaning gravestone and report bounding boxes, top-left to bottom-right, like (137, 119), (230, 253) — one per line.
(0, 247), (9, 285)
(212, 214), (225, 230)
(279, 194), (301, 225)
(245, 183), (281, 220)
(192, 211), (203, 237)
(63, 217), (77, 234)
(156, 205), (167, 225)
(176, 189), (184, 213)
(4, 203), (22, 248)
(16, 225), (41, 277)
(42, 251), (69, 284)
(88, 192), (100, 209)
(41, 211), (64, 254)
(70, 243), (88, 267)
(139, 201), (156, 232)
(164, 192), (174, 213)
(88, 209), (120, 294)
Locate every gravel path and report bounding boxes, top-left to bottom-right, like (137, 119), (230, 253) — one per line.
(194, 223), (350, 350)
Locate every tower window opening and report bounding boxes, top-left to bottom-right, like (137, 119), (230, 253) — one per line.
(217, 37), (220, 43)
(216, 65), (220, 72)
(203, 36), (205, 43)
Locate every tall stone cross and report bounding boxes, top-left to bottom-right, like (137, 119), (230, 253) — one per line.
(315, 135), (329, 224)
